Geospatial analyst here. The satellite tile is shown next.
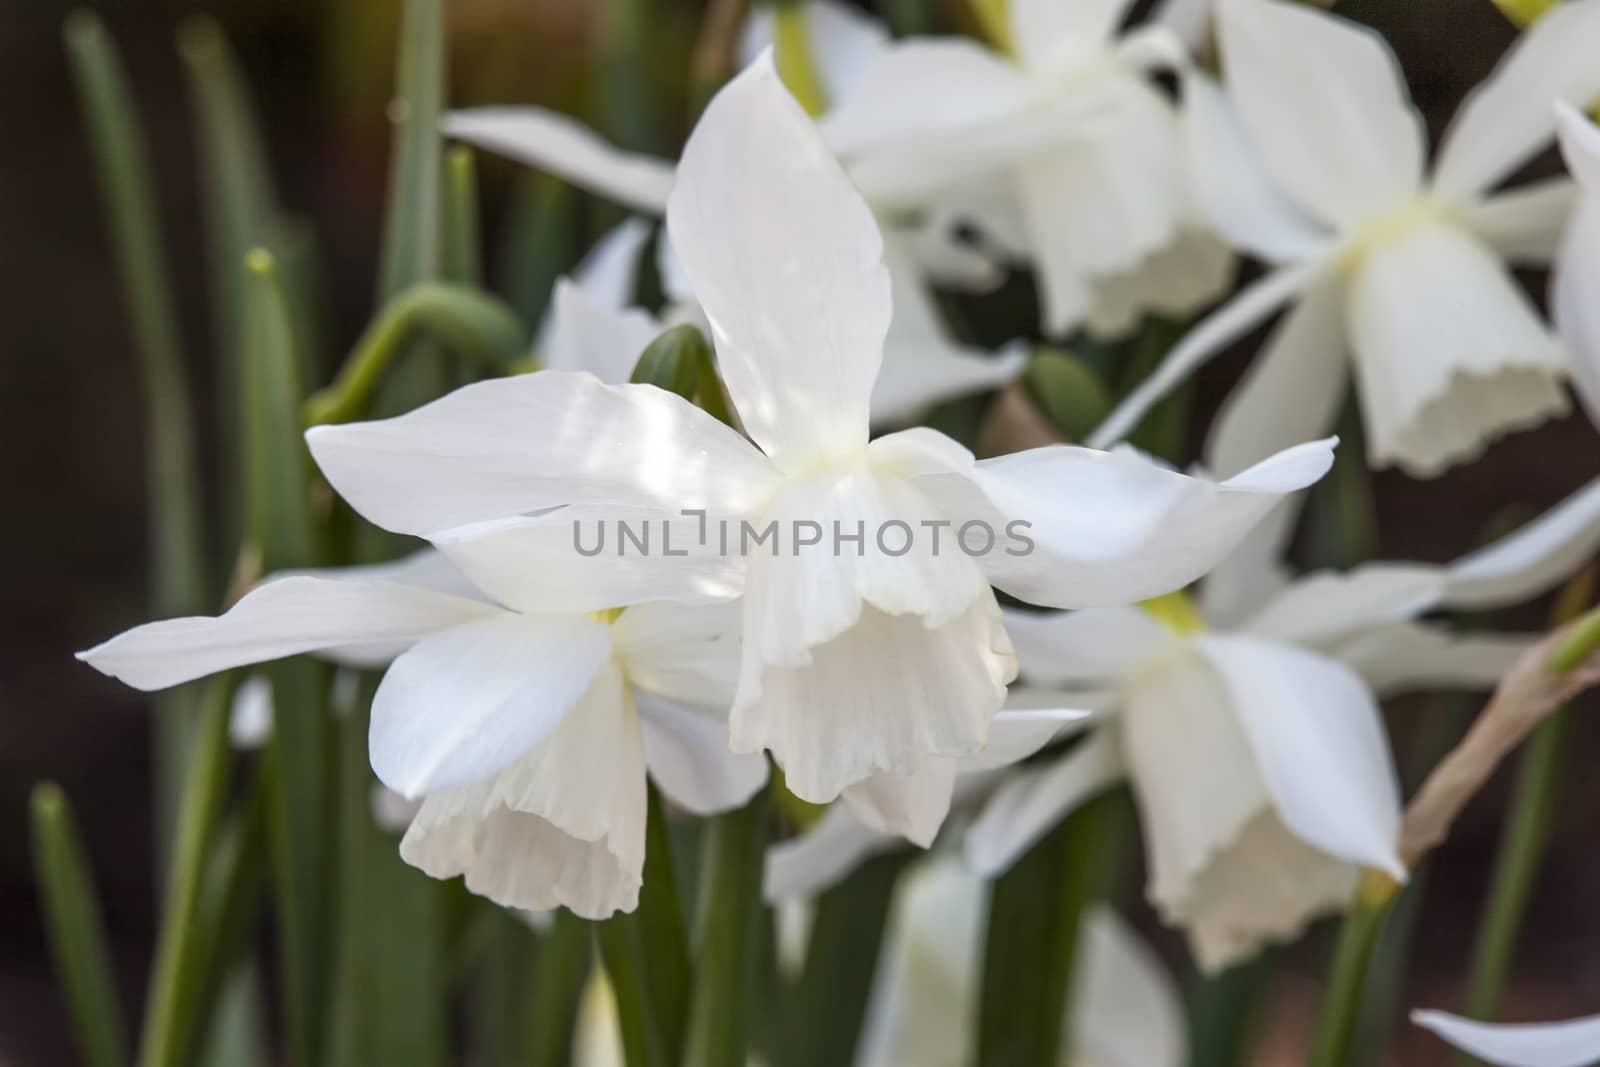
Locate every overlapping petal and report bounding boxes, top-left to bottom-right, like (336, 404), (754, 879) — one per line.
(430, 508), (743, 616)
(636, 692), (768, 816)
(668, 53), (890, 470)
(370, 611), (614, 796)
(915, 436), (1335, 609)
(399, 663), (648, 918)
(1195, 635), (1404, 878)
(1216, 0), (1424, 227)
(306, 370), (779, 535)
(1181, 70), (1332, 263)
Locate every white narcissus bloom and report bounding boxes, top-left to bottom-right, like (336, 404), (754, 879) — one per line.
(79, 545), (766, 919)
(443, 16), (1028, 426)
(1414, 1009), (1600, 1067)
(820, 0), (1234, 338)
(857, 855), (1187, 1067)
(1093, 0), (1600, 475)
(1553, 101), (1600, 430)
(964, 474), (1600, 971)
(310, 55), (1336, 812)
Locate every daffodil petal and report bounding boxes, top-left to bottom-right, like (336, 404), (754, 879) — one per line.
(964, 727), (1125, 877)
(841, 763), (957, 848)
(400, 663), (647, 918)
(1431, 0), (1600, 198)
(430, 507), (744, 616)
(77, 575), (501, 691)
(371, 612), (614, 796)
(1237, 564), (1446, 646)
(441, 106), (674, 213)
(1216, 0), (1424, 227)
(1194, 634), (1404, 879)
(1348, 221), (1569, 477)
(764, 804), (896, 903)
(306, 370), (778, 536)
(1181, 70), (1332, 263)
(1412, 1009), (1600, 1067)
(1002, 606), (1169, 686)
(917, 437), (1335, 610)
(1074, 909), (1190, 1067)
(1333, 622), (1537, 699)
(637, 692), (768, 816)
(1463, 178), (1577, 266)
(669, 53), (890, 470)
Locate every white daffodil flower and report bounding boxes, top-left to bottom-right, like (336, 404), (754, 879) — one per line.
(819, 0), (1234, 338)
(1092, 0), (1600, 475)
(857, 855), (1187, 1067)
(1553, 101), (1600, 430)
(309, 55), (1336, 811)
(79, 546), (766, 919)
(1414, 1008), (1600, 1067)
(964, 474), (1600, 971)
(443, 28), (1028, 425)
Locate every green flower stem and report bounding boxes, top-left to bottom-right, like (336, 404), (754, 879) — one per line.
(779, 850), (908, 1067)
(596, 785), (692, 1067)
(682, 787), (772, 1067)
(772, 0), (828, 117)
(976, 789), (1116, 1067)
(525, 912), (592, 1067)
(303, 283), (529, 426)
(1455, 570), (1594, 1064)
(30, 783), (131, 1067)
(177, 15), (278, 417)
(600, 0), (663, 153)
(497, 174), (574, 330)
(64, 9), (209, 866)
(137, 676), (238, 1067)
(443, 147), (483, 287)
(326, 679), (447, 1067)
(244, 252), (334, 1067)
(1309, 871), (1402, 1067)
(968, 0), (1013, 52)
(378, 0), (443, 300)
(1494, 0), (1559, 27)
(1547, 602), (1600, 672)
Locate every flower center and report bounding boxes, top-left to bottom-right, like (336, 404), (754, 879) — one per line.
(1141, 590), (1207, 635)
(1338, 196), (1459, 274)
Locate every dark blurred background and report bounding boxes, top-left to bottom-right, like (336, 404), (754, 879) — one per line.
(4, 1), (1599, 1064)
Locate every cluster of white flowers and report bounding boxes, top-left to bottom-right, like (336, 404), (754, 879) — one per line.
(79, 0), (1600, 1062)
